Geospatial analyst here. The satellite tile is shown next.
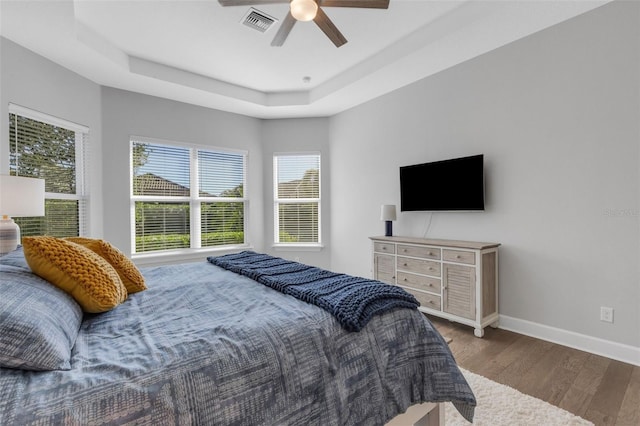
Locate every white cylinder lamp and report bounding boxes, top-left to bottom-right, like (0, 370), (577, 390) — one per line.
(290, 0), (318, 21)
(380, 204), (396, 237)
(0, 175), (45, 255)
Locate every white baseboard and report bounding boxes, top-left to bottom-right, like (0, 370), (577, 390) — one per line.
(498, 315), (640, 367)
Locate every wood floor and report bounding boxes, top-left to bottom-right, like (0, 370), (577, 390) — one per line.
(428, 315), (640, 426)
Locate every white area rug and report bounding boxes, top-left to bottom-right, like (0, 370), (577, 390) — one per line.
(445, 368), (594, 425)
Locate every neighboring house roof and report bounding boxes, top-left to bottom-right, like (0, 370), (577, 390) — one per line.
(278, 170), (319, 198)
(133, 173), (190, 196)
(278, 180), (303, 198)
(135, 171), (317, 198)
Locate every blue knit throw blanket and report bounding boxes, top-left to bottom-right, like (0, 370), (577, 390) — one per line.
(207, 251), (419, 332)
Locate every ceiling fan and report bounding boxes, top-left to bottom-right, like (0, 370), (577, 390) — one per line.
(219, 0), (390, 47)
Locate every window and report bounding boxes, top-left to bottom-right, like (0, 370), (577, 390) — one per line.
(273, 153), (321, 245)
(131, 137), (247, 254)
(8, 104), (89, 238)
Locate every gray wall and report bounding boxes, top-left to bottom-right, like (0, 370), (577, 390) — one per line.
(101, 88), (265, 258)
(261, 118), (331, 269)
(0, 37), (104, 237)
(329, 1), (640, 347)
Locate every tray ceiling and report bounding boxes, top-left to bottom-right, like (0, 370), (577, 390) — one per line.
(0, 0), (610, 118)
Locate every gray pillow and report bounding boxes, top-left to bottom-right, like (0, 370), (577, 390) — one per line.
(0, 246), (30, 270)
(0, 264), (83, 370)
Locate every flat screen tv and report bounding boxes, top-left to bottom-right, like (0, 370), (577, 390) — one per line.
(400, 154), (485, 211)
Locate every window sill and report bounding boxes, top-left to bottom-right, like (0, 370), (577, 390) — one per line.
(272, 244), (324, 252)
(132, 244), (253, 267)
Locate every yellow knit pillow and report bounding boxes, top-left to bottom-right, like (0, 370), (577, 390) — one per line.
(22, 237), (127, 313)
(65, 237), (147, 294)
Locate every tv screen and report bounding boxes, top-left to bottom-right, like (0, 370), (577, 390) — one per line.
(400, 154), (485, 211)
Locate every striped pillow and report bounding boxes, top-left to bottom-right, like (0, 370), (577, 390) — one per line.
(0, 246), (30, 270)
(0, 264), (82, 370)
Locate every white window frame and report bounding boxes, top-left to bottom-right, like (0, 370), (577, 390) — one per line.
(129, 136), (249, 259)
(8, 103), (89, 237)
(273, 152), (322, 249)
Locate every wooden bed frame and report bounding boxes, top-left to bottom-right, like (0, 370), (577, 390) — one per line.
(386, 402), (444, 426)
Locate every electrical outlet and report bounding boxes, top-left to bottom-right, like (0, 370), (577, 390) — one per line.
(600, 306), (614, 323)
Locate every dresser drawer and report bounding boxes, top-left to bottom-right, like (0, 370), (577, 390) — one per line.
(374, 242), (395, 254)
(404, 288), (441, 311)
(443, 249), (475, 265)
(397, 257), (441, 277)
(397, 272), (441, 294)
(397, 244), (441, 260)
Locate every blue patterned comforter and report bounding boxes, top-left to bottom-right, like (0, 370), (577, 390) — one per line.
(0, 260), (475, 425)
(208, 251), (420, 332)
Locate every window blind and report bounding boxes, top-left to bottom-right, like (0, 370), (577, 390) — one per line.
(8, 105), (89, 238)
(198, 150), (244, 198)
(135, 201), (191, 252)
(274, 154), (321, 244)
(198, 150), (245, 248)
(131, 139), (246, 254)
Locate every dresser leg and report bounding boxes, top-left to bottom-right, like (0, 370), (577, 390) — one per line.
(490, 320), (500, 329)
(474, 327), (484, 338)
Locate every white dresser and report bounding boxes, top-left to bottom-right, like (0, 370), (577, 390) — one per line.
(370, 236), (500, 337)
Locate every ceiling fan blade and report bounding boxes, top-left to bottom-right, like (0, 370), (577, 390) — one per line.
(218, 0), (289, 6)
(314, 8), (347, 47)
(271, 12), (297, 46)
(318, 0), (389, 9)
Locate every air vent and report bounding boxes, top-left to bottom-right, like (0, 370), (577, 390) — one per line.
(241, 8), (277, 33)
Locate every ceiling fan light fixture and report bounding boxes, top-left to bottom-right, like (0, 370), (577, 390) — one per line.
(290, 0), (318, 22)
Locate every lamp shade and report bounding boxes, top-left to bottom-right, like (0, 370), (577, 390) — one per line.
(0, 175), (45, 217)
(380, 204), (397, 221)
(290, 0), (318, 21)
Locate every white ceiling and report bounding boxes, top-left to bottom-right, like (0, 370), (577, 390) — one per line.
(0, 0), (610, 119)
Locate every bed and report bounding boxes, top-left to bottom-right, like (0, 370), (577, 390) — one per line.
(0, 244), (475, 425)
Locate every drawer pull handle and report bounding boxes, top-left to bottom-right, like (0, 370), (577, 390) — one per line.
(456, 255), (461, 259)
(428, 267), (433, 270)
(403, 263), (408, 267)
(403, 278), (407, 282)
(403, 249), (407, 252)
(428, 252), (433, 256)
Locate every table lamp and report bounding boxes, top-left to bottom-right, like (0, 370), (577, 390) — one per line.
(0, 175), (45, 255)
(380, 204), (396, 237)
